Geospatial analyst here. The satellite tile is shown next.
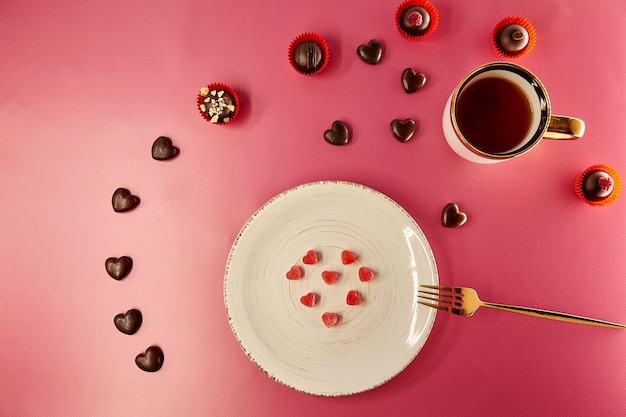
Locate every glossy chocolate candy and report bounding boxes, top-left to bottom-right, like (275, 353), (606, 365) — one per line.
(292, 41), (324, 74)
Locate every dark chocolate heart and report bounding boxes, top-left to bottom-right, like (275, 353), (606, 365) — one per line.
(401, 68), (427, 93)
(441, 203), (468, 228)
(151, 136), (179, 161)
(112, 188), (140, 213)
(324, 121), (350, 146)
(357, 39), (383, 65)
(135, 346), (164, 372)
(105, 256), (133, 280)
(390, 119), (416, 142)
(114, 309), (143, 335)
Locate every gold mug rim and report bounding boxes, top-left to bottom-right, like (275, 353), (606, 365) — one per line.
(450, 62), (552, 160)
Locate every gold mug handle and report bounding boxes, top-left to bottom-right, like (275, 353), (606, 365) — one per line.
(543, 115), (585, 140)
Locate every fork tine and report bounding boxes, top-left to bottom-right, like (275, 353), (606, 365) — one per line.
(417, 300), (463, 315)
(418, 289), (462, 306)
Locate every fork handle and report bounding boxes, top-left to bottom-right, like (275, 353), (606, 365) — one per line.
(482, 302), (626, 329)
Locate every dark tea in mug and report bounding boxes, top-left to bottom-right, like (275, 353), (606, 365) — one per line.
(455, 77), (533, 154)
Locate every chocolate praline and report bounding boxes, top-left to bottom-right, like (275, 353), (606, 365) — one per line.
(199, 87), (236, 124)
(399, 6), (431, 36)
(582, 170), (615, 202)
(292, 41), (325, 74)
(496, 23), (529, 53)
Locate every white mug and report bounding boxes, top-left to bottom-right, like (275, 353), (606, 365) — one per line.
(442, 62), (585, 164)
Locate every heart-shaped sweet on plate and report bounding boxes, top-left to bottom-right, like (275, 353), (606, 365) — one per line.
(341, 250), (357, 265)
(357, 39), (383, 65)
(322, 312), (338, 328)
(401, 68), (427, 93)
(358, 267), (374, 282)
(322, 270), (339, 285)
(151, 136), (179, 161)
(135, 345), (164, 372)
(441, 203), (468, 228)
(112, 188), (140, 213)
(390, 118), (416, 142)
(324, 120), (350, 146)
(302, 250), (318, 265)
(300, 292), (317, 307)
(346, 290), (362, 306)
(285, 265), (302, 280)
(114, 308), (143, 335)
(105, 256), (133, 280)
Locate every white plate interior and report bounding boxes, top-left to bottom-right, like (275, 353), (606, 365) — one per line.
(224, 181), (438, 396)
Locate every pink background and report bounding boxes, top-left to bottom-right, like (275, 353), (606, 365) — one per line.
(2, 0), (625, 415)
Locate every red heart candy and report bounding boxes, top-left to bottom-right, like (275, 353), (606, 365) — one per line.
(285, 265), (302, 280)
(322, 270), (339, 285)
(300, 292), (317, 307)
(359, 267), (374, 282)
(322, 312), (338, 328)
(346, 290), (362, 306)
(341, 250), (357, 265)
(302, 250), (318, 265)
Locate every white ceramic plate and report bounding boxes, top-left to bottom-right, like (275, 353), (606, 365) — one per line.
(224, 181), (438, 396)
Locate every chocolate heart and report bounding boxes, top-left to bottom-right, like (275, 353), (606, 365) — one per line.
(324, 121), (350, 146)
(151, 136), (179, 161)
(401, 68), (427, 93)
(357, 39), (383, 65)
(112, 188), (140, 213)
(390, 119), (416, 142)
(105, 256), (133, 280)
(135, 345), (164, 372)
(441, 203), (468, 228)
(114, 308), (143, 335)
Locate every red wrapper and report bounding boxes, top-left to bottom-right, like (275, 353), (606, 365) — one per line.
(288, 32), (329, 75)
(574, 164), (621, 207)
(395, 0), (439, 41)
(196, 83), (239, 125)
(491, 16), (536, 59)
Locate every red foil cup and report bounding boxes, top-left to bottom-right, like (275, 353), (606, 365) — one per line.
(491, 16), (536, 59)
(395, 0), (439, 41)
(288, 32), (329, 75)
(574, 164), (621, 207)
(197, 83), (239, 125)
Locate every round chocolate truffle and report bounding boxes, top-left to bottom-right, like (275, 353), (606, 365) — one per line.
(199, 86), (236, 124)
(582, 170), (615, 202)
(491, 17), (536, 58)
(399, 6), (431, 36)
(292, 41), (324, 74)
(496, 24), (529, 53)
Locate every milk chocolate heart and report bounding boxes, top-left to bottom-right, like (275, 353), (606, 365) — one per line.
(135, 345), (164, 372)
(105, 256), (133, 280)
(324, 121), (350, 146)
(390, 118), (416, 142)
(112, 188), (140, 213)
(151, 136), (179, 161)
(441, 203), (468, 228)
(114, 308), (143, 335)
(357, 39), (383, 65)
(401, 68), (427, 93)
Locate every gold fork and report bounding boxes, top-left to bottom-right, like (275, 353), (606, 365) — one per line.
(418, 285), (626, 329)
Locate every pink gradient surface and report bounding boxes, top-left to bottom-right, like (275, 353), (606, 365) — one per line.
(1, 0), (625, 415)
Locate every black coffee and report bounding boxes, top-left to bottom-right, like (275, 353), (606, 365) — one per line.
(455, 77), (533, 154)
